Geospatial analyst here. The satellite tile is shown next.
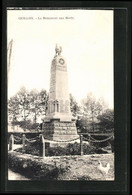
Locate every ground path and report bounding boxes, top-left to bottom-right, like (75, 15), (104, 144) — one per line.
(8, 169), (30, 180)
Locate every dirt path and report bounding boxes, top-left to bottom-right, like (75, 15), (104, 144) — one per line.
(8, 144), (22, 151)
(8, 169), (30, 180)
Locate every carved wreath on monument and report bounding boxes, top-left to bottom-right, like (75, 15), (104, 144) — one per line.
(59, 58), (65, 65)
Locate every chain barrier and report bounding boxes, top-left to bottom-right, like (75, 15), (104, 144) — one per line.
(13, 135), (22, 143)
(13, 138), (22, 143)
(14, 135), (22, 141)
(27, 136), (39, 140)
(44, 136), (80, 143)
(9, 132), (114, 156)
(83, 137), (90, 141)
(89, 135), (113, 143)
(25, 137), (38, 143)
(82, 135), (113, 143)
(11, 134), (113, 144)
(26, 139), (37, 143)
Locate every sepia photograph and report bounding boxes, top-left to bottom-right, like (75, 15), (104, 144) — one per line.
(7, 8), (114, 181)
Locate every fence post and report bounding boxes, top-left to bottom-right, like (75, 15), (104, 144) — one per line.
(39, 134), (43, 157)
(88, 134), (91, 146)
(42, 135), (45, 158)
(110, 135), (114, 153)
(22, 134), (26, 153)
(9, 134), (14, 151)
(80, 134), (83, 156)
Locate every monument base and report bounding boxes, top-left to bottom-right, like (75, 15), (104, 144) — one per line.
(42, 119), (79, 147)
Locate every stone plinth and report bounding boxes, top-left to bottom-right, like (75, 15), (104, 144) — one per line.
(42, 120), (78, 141)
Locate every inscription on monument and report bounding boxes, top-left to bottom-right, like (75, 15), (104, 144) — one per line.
(56, 65), (67, 72)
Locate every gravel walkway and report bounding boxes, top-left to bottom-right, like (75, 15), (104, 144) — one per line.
(8, 169), (30, 180)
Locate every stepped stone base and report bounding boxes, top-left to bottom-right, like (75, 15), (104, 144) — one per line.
(42, 119), (79, 146)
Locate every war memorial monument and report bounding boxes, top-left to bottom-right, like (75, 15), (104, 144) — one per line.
(42, 45), (78, 141)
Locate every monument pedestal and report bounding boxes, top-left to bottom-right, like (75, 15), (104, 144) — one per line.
(42, 119), (78, 140)
(42, 119), (79, 147)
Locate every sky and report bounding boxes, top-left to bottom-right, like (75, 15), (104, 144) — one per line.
(7, 9), (113, 108)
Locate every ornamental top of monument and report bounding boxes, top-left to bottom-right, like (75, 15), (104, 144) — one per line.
(55, 44), (62, 56)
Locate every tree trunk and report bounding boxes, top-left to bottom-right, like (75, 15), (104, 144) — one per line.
(34, 110), (37, 123)
(92, 111), (94, 133)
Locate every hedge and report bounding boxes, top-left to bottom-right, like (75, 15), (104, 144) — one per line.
(15, 141), (98, 156)
(8, 152), (70, 180)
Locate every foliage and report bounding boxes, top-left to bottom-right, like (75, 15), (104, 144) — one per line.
(15, 141), (97, 156)
(97, 109), (114, 131)
(70, 94), (80, 117)
(8, 95), (22, 123)
(81, 92), (105, 121)
(70, 92), (109, 133)
(78, 92), (108, 133)
(8, 151), (68, 180)
(12, 119), (40, 131)
(8, 87), (48, 128)
(83, 143), (97, 155)
(30, 88), (48, 123)
(76, 117), (92, 133)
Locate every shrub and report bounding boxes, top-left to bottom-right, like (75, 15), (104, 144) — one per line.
(46, 146), (66, 156)
(15, 140), (40, 156)
(83, 143), (96, 155)
(8, 152), (69, 180)
(46, 142), (96, 156)
(11, 120), (40, 131)
(66, 142), (80, 155)
(15, 141), (100, 157)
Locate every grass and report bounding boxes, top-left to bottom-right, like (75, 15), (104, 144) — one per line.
(47, 153), (114, 180)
